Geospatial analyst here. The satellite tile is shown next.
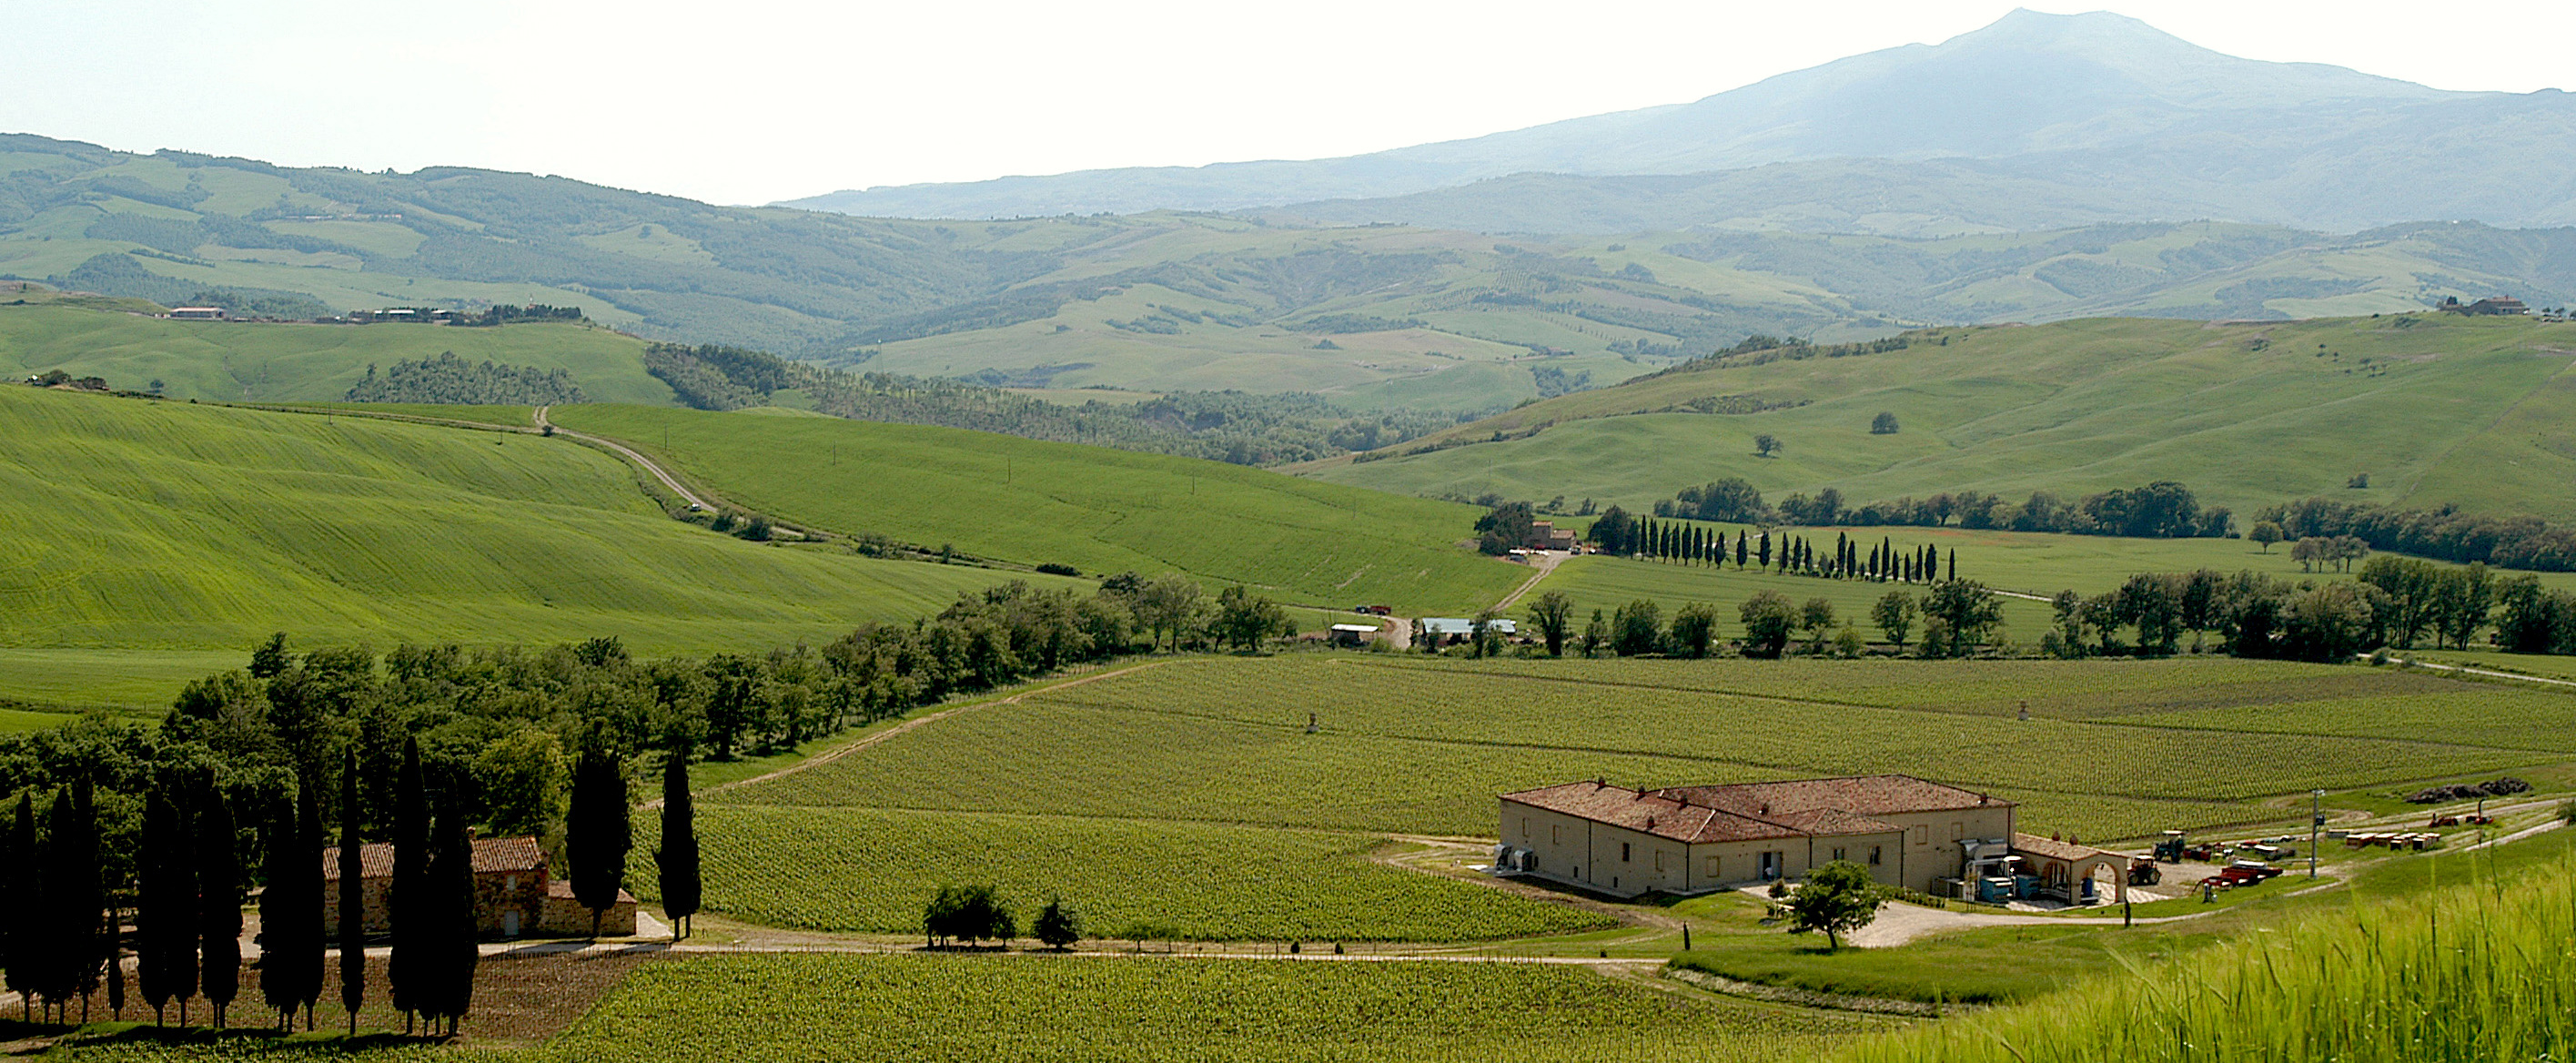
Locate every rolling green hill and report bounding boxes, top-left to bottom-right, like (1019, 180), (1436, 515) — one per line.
(1309, 314), (2576, 522)
(11, 133), (2574, 415)
(0, 385), (1080, 658)
(0, 302), (676, 404)
(544, 404), (1523, 612)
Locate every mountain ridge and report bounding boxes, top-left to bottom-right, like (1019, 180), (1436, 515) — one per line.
(780, 9), (2574, 234)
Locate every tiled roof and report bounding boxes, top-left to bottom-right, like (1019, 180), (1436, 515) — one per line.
(1502, 781), (1811, 844)
(1656, 775), (2005, 818)
(2012, 832), (2116, 863)
(321, 835), (548, 880)
(1506, 775), (1995, 845)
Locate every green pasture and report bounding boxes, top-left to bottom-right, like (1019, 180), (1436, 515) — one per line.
(0, 305), (674, 405)
(545, 404), (1524, 613)
(0, 386), (1082, 658)
(0, 648), (240, 713)
(1316, 315), (2576, 521)
(527, 954), (1873, 1063)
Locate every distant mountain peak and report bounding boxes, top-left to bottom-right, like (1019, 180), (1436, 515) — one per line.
(780, 9), (2534, 227)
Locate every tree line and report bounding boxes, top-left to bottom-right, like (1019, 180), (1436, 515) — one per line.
(1584, 507), (1961, 585)
(2260, 497), (2576, 573)
(343, 351), (588, 406)
(1652, 478), (2231, 540)
(1504, 582), (2005, 661)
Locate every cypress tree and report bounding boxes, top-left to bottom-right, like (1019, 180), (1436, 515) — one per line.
(259, 795), (300, 1027)
(567, 749), (632, 940)
(0, 793), (28, 1020)
(389, 737), (427, 1031)
(198, 776), (241, 1028)
(437, 806), (479, 1036)
(35, 789), (75, 1022)
(655, 754), (701, 942)
(338, 752), (365, 1036)
(1834, 532), (1847, 576)
(137, 781), (197, 1026)
(292, 777), (324, 1028)
(1756, 532), (1770, 568)
(1948, 548), (1957, 581)
(70, 778), (104, 1023)
(1734, 532), (1747, 568)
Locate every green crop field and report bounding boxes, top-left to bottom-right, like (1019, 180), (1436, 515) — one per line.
(643, 805), (1611, 942)
(527, 954), (1873, 1063)
(545, 404), (1525, 613)
(1312, 315), (2576, 522)
(670, 653), (2571, 943)
(0, 304), (676, 406)
(0, 386), (1082, 666)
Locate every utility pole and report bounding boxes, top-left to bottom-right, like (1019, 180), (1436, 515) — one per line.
(2310, 789), (2325, 877)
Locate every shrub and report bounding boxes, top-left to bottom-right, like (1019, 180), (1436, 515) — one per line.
(1035, 562), (1080, 577)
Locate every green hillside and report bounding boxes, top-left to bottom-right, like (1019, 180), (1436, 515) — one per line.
(0, 386), (1078, 657)
(11, 134), (2573, 414)
(0, 302), (675, 404)
(1311, 314), (2576, 521)
(545, 404), (1524, 612)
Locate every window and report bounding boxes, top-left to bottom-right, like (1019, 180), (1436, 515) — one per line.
(1832, 847), (1846, 862)
(1621, 842), (1631, 863)
(1552, 825), (1562, 845)
(1704, 855), (1722, 878)
(1654, 849), (1665, 872)
(1949, 822), (1964, 842)
(1909, 825), (1927, 845)
(1870, 845), (1883, 866)
(1520, 816), (1529, 838)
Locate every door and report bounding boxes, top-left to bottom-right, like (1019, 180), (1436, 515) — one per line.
(502, 909), (520, 937)
(1761, 851), (1782, 879)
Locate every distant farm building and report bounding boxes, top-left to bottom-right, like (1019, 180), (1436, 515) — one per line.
(1420, 617), (1517, 644)
(321, 835), (637, 939)
(167, 307), (227, 320)
(1497, 775), (2130, 903)
(2438, 296), (2530, 316)
(1523, 521), (1580, 551)
(1328, 623), (1379, 647)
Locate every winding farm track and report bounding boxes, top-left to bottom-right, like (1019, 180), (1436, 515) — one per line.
(531, 405), (714, 511)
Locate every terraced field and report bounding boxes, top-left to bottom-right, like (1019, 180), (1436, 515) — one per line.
(671, 653), (2573, 942)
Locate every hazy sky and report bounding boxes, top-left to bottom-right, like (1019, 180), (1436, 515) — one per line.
(3, 1), (2568, 206)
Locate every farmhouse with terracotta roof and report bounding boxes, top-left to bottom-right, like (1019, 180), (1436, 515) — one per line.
(1497, 774), (2126, 902)
(321, 834), (638, 939)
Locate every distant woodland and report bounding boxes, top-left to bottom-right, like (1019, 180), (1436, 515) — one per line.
(345, 352), (588, 406)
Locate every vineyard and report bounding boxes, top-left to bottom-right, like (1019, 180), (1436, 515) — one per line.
(670, 653), (2574, 944)
(631, 805), (1615, 941)
(529, 954), (1882, 1063)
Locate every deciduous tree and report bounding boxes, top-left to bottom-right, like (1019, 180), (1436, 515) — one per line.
(1785, 861), (1884, 950)
(1525, 592), (1575, 657)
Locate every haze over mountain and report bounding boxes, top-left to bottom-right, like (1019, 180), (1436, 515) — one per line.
(785, 9), (2576, 235)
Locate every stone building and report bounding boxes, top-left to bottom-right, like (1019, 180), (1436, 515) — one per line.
(1497, 774), (2018, 897)
(321, 835), (639, 939)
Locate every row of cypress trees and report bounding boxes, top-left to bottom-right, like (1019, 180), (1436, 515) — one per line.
(1615, 517), (1960, 584)
(0, 780), (114, 1024)
(0, 734), (696, 1035)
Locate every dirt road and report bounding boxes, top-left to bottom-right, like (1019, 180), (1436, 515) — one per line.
(532, 405), (714, 511)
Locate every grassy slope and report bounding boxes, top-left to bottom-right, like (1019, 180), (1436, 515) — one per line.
(546, 405), (1524, 613)
(1312, 315), (2576, 521)
(0, 304), (676, 405)
(0, 386), (1079, 656)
